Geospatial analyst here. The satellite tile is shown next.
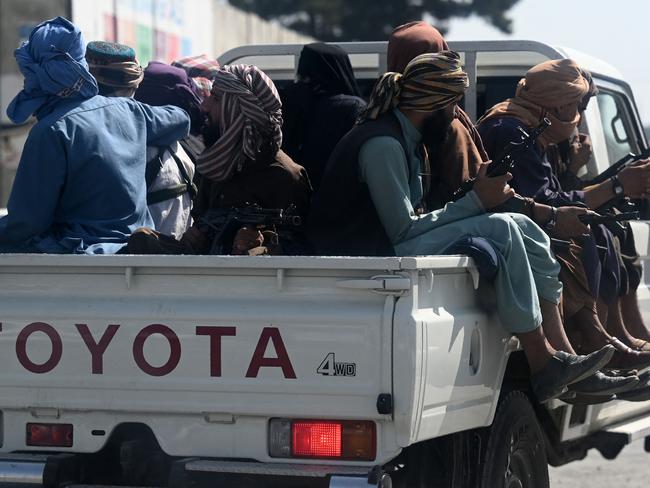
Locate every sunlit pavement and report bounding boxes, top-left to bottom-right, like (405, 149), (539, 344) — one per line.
(549, 439), (649, 487)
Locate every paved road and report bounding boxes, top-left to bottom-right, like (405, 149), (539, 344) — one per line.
(549, 439), (649, 487)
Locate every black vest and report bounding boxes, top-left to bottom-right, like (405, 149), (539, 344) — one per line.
(308, 112), (408, 256)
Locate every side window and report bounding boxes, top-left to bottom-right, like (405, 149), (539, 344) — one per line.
(595, 90), (641, 164)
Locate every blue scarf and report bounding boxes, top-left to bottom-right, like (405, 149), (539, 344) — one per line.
(6, 17), (98, 124)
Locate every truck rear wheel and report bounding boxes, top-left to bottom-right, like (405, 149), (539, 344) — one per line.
(480, 391), (549, 488)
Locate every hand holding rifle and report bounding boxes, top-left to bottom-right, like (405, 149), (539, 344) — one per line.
(553, 206), (592, 239)
(473, 162), (515, 210)
(617, 158), (650, 199)
(452, 118), (552, 201)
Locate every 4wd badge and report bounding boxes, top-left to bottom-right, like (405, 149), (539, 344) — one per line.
(317, 353), (356, 377)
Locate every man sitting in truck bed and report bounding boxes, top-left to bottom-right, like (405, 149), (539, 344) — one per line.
(0, 17), (190, 254)
(309, 51), (621, 403)
(544, 70), (650, 364)
(386, 22), (598, 245)
(478, 60), (650, 376)
(384, 21), (643, 397)
(386, 21), (487, 206)
(84, 42), (199, 241)
(127, 63), (311, 255)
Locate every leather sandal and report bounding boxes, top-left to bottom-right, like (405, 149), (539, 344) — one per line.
(568, 370), (639, 396)
(531, 346), (615, 403)
(605, 349), (650, 372)
(617, 378), (650, 402)
(630, 338), (650, 352)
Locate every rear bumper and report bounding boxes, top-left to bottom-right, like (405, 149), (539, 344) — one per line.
(178, 459), (392, 487)
(0, 454), (45, 488)
(0, 453), (77, 488)
(329, 475), (390, 487)
(0, 455), (391, 488)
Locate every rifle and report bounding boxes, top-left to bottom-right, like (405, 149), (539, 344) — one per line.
(198, 205), (302, 255)
(551, 237), (607, 254)
(578, 211), (639, 226)
(585, 148), (650, 186)
(451, 118), (552, 201)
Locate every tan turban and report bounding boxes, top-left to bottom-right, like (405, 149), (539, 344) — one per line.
(479, 58), (590, 148)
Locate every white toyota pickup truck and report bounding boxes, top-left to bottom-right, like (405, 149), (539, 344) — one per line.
(1, 40), (649, 488)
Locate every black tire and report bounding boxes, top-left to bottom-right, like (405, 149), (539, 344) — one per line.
(480, 391), (549, 488)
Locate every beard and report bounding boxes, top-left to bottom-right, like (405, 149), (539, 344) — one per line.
(421, 111), (453, 150)
(201, 116), (222, 148)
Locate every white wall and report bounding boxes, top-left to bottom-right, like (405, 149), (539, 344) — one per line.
(212, 1), (313, 57)
(71, 0), (314, 64)
(72, 0), (215, 64)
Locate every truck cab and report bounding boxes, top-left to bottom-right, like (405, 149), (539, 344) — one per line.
(0, 40), (649, 488)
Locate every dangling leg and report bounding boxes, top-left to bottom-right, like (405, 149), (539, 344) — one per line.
(474, 213), (614, 401)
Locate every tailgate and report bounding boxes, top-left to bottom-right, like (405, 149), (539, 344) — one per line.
(0, 255), (397, 419)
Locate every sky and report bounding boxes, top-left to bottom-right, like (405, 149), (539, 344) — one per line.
(444, 0), (650, 125)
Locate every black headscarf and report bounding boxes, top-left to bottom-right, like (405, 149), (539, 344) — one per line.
(280, 43), (366, 189)
(296, 43), (361, 97)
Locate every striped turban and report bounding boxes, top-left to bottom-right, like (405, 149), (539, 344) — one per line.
(196, 64), (283, 182)
(359, 51), (468, 123)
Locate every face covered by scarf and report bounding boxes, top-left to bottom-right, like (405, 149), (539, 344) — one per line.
(196, 64), (283, 182)
(478, 58), (590, 148)
(297, 42), (361, 97)
(359, 51), (468, 124)
(386, 21), (489, 205)
(6, 17), (98, 124)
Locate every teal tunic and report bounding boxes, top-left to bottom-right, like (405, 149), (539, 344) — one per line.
(358, 109), (562, 333)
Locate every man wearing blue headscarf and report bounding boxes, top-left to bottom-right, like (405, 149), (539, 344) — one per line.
(0, 17), (190, 254)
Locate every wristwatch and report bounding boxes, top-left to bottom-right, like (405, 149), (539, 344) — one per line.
(610, 174), (624, 199)
(543, 206), (558, 233)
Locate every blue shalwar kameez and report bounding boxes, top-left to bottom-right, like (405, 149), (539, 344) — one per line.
(0, 96), (190, 254)
(0, 17), (190, 254)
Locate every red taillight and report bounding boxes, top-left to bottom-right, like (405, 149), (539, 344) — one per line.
(280, 419), (375, 460)
(292, 421), (342, 458)
(26, 423), (73, 447)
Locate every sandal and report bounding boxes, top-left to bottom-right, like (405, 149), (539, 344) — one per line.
(630, 338), (650, 352)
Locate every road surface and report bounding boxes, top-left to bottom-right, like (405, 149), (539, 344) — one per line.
(549, 439), (649, 487)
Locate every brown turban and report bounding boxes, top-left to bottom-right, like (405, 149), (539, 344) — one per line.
(386, 21), (488, 205)
(479, 59), (590, 148)
(387, 21), (448, 73)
